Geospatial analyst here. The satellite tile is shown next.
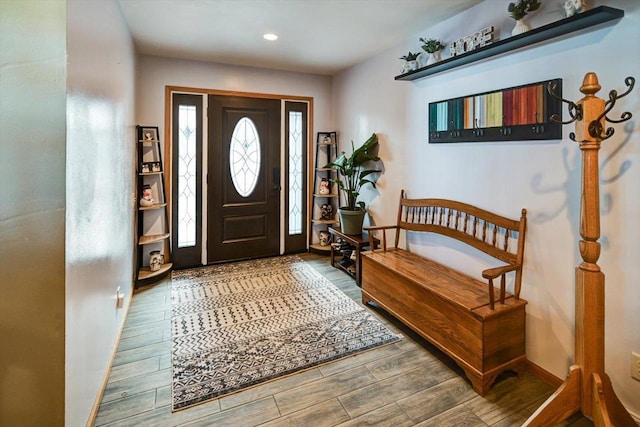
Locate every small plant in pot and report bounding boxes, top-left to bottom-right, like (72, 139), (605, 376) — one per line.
(399, 51), (420, 73)
(508, 0), (541, 35)
(508, 0), (541, 20)
(325, 133), (380, 235)
(419, 37), (445, 65)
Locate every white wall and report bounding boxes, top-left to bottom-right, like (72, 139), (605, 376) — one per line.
(0, 1), (67, 425)
(136, 55), (333, 140)
(65, 0), (137, 425)
(333, 0), (640, 417)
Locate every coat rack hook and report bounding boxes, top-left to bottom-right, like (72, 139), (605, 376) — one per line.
(604, 76), (634, 123)
(589, 76), (634, 140)
(547, 80), (582, 124)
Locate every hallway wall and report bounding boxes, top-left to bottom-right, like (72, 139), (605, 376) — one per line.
(0, 0), (67, 425)
(65, 0), (137, 425)
(333, 0), (640, 416)
(136, 55), (333, 135)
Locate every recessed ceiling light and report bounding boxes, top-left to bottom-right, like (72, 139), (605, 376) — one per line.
(263, 33), (278, 41)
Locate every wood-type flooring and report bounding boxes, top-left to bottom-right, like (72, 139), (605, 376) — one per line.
(94, 253), (592, 426)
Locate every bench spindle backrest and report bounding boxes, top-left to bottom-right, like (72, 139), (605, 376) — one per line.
(395, 190), (527, 273)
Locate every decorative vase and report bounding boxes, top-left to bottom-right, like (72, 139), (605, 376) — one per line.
(139, 184), (154, 207)
(320, 203), (334, 220)
(402, 60), (418, 73)
(338, 208), (365, 235)
(149, 250), (163, 271)
(564, 0), (588, 17)
(318, 177), (330, 195)
(426, 51), (441, 65)
(319, 230), (331, 246)
(511, 18), (530, 36)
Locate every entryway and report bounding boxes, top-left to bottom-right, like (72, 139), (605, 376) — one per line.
(170, 89), (309, 268)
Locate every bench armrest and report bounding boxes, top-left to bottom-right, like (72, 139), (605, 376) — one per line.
(363, 225), (398, 252)
(482, 263), (520, 310)
(482, 263), (519, 280)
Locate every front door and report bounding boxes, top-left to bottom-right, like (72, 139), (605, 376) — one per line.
(207, 95), (281, 263)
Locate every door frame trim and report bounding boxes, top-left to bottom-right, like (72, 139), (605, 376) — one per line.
(164, 86), (315, 262)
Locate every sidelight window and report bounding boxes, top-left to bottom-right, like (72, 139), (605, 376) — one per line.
(177, 105), (197, 248)
(288, 111), (303, 235)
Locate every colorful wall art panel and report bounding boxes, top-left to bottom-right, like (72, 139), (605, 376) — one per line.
(429, 79), (562, 143)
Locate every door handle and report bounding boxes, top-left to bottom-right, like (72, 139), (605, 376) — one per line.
(273, 167), (281, 192)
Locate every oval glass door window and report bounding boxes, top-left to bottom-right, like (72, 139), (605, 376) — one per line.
(229, 117), (261, 197)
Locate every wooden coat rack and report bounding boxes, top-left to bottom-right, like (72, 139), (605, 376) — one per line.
(523, 73), (637, 426)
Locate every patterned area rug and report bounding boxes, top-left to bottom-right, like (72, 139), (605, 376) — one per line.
(171, 255), (401, 411)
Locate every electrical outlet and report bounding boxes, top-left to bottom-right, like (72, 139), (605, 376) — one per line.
(116, 286), (125, 309)
(632, 352), (640, 381)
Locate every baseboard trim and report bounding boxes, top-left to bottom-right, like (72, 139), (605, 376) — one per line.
(85, 283), (134, 427)
(525, 359), (563, 388)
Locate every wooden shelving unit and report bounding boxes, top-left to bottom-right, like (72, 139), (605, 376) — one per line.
(138, 233), (171, 245)
(137, 263), (172, 281)
(139, 203), (167, 211)
(309, 131), (340, 254)
(395, 6), (624, 82)
(135, 125), (172, 287)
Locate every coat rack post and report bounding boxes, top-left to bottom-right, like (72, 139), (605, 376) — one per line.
(523, 73), (637, 427)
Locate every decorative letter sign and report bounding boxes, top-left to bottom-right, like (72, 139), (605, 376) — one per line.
(450, 26), (494, 57)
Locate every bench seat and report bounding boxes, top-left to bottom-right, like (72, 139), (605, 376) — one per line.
(364, 248), (520, 311)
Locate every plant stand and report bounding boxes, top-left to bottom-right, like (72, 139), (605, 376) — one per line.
(523, 73), (636, 426)
(328, 226), (378, 287)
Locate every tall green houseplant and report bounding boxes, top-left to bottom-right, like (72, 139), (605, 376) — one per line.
(325, 133), (380, 234)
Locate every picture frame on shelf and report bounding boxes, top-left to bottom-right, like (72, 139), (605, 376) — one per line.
(322, 133), (334, 144)
(139, 126), (159, 142)
(140, 162), (162, 173)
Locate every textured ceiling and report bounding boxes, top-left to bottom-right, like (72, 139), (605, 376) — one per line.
(118, 0), (482, 75)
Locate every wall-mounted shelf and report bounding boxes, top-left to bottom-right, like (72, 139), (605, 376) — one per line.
(395, 6), (624, 81)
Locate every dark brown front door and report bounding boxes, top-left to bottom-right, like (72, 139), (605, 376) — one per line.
(207, 95), (281, 263)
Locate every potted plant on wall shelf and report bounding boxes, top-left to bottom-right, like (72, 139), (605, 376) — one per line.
(399, 51), (421, 73)
(419, 37), (446, 66)
(325, 133), (380, 235)
(508, 0), (541, 36)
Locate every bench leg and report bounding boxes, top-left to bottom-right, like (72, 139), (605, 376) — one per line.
(461, 357), (526, 396)
(461, 367), (498, 396)
(361, 289), (372, 306)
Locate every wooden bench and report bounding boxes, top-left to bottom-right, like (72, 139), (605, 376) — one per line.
(361, 190), (528, 395)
